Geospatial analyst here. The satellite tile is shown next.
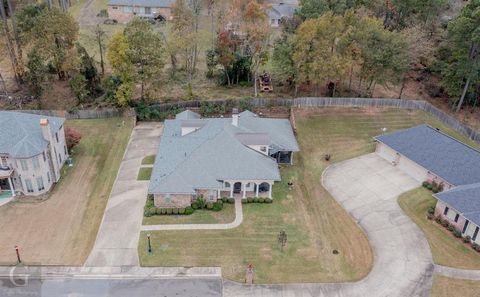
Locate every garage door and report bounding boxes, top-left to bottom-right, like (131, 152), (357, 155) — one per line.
(376, 142), (396, 163)
(397, 156), (428, 182)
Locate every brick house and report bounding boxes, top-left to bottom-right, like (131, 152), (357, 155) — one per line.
(374, 124), (480, 243)
(107, 0), (174, 23)
(0, 111), (69, 198)
(148, 109), (299, 208)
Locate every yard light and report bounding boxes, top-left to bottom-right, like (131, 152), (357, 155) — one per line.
(381, 127), (387, 134)
(147, 234), (152, 253)
(14, 246), (21, 263)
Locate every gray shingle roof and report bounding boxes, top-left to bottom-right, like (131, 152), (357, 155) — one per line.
(268, 3), (296, 19)
(148, 110), (299, 194)
(0, 111), (65, 158)
(435, 183), (480, 227)
(176, 110), (201, 120)
(375, 124), (480, 186)
(108, 0), (174, 7)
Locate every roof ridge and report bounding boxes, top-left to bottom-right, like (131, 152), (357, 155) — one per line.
(424, 124), (480, 154)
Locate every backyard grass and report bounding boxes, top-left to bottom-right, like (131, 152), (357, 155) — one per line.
(138, 107), (480, 283)
(430, 275), (480, 297)
(143, 203), (236, 225)
(137, 167), (153, 180)
(141, 155), (156, 165)
(0, 117), (133, 265)
(398, 188), (480, 269)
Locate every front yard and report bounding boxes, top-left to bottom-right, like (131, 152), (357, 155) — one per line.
(398, 188), (480, 269)
(430, 275), (480, 297)
(143, 203), (236, 225)
(0, 117), (133, 265)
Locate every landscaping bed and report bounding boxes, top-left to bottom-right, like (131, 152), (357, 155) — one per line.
(137, 167), (153, 180)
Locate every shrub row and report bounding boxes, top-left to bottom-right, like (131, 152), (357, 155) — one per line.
(428, 213), (480, 252)
(191, 196), (225, 211)
(422, 181), (444, 193)
(144, 206), (194, 217)
(241, 197), (273, 204)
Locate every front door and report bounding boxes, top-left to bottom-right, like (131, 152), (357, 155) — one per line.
(233, 182), (242, 194)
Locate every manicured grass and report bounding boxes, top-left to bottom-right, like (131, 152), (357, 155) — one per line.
(137, 167), (153, 180)
(143, 203), (236, 225)
(398, 187), (480, 269)
(141, 155), (156, 165)
(0, 118), (134, 265)
(430, 275), (480, 297)
(138, 107), (480, 283)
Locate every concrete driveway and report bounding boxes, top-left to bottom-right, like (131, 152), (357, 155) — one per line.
(224, 153), (434, 297)
(85, 122), (163, 267)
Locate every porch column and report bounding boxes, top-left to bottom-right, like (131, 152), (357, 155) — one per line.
(255, 183), (259, 197)
(268, 183), (272, 198)
(243, 182), (246, 198)
(230, 183), (233, 198)
(290, 152), (294, 165)
(217, 189), (220, 199)
(8, 177), (15, 197)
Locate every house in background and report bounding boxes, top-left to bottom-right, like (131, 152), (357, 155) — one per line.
(0, 111), (68, 198)
(267, 2), (297, 28)
(374, 124), (480, 244)
(148, 109), (299, 208)
(107, 0), (174, 23)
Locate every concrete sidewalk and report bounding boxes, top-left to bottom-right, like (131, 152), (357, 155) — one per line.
(141, 198), (243, 231)
(435, 264), (480, 281)
(85, 123), (163, 267)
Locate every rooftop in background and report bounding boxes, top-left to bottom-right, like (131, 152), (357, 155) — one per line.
(148, 110), (299, 194)
(435, 183), (480, 227)
(0, 111), (65, 158)
(374, 124), (480, 186)
(107, 0), (174, 7)
(268, 2), (297, 19)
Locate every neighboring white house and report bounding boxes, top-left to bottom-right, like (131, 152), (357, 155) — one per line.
(374, 124), (480, 244)
(0, 111), (69, 197)
(148, 109), (299, 208)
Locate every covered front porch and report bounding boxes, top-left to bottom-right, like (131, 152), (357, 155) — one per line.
(0, 167), (16, 205)
(219, 181), (273, 199)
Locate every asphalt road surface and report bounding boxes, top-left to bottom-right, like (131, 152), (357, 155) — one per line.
(0, 277), (223, 297)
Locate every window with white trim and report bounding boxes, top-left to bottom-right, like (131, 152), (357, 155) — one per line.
(20, 159), (28, 171)
(25, 179), (34, 193)
(36, 177), (45, 191)
(165, 194), (171, 203)
(32, 156), (40, 169)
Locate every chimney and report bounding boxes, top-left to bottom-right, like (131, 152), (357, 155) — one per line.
(40, 118), (50, 141)
(232, 108), (239, 127)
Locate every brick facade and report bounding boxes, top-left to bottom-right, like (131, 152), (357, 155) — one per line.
(154, 193), (191, 208)
(427, 172), (453, 191)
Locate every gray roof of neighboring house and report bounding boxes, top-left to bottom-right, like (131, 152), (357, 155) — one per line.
(435, 183), (480, 227)
(0, 111), (65, 158)
(176, 110), (201, 120)
(375, 124), (480, 186)
(268, 3), (296, 19)
(108, 0), (174, 7)
(148, 110), (299, 194)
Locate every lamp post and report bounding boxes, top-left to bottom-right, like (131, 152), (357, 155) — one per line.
(14, 246), (21, 263)
(147, 234), (152, 253)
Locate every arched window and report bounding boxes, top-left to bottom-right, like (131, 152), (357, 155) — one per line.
(225, 182), (231, 188)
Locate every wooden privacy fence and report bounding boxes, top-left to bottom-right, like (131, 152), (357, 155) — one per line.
(150, 97), (480, 144)
(13, 108), (135, 119)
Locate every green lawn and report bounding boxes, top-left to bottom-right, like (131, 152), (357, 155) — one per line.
(398, 187), (480, 269)
(137, 167), (153, 180)
(430, 275), (480, 297)
(141, 155), (156, 165)
(143, 203), (236, 225)
(138, 107), (480, 283)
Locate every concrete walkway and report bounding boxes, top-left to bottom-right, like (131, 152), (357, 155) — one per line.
(85, 122), (163, 267)
(435, 264), (480, 281)
(141, 198), (243, 231)
(223, 153), (434, 297)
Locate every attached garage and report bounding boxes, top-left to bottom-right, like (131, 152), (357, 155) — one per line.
(375, 142), (428, 183)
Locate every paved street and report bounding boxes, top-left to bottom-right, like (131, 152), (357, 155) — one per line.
(224, 153), (434, 297)
(85, 122), (163, 267)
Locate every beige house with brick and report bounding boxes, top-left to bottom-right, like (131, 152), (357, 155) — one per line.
(107, 0), (174, 23)
(148, 109), (299, 208)
(0, 111), (68, 198)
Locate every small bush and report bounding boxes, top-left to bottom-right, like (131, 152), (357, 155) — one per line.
(213, 201), (223, 211)
(427, 206), (435, 215)
(147, 194), (154, 200)
(258, 197), (265, 203)
(435, 216), (442, 224)
(166, 208), (173, 215)
(472, 242), (479, 250)
(247, 197), (254, 203)
(475, 245), (480, 252)
(179, 208), (186, 214)
(227, 198), (235, 204)
(206, 202), (214, 209)
(264, 198), (273, 203)
(448, 225), (455, 232)
(172, 208), (179, 215)
(156, 208), (162, 215)
(441, 219), (449, 228)
(432, 186), (439, 193)
(453, 230), (462, 238)
(241, 199), (248, 204)
(185, 206), (194, 215)
(422, 181), (429, 188)
(463, 236), (471, 244)
(253, 197), (259, 203)
(197, 196), (207, 209)
(161, 208), (167, 215)
(144, 209), (154, 217)
(221, 197), (228, 203)
(426, 184), (433, 190)
(427, 213), (434, 220)
(191, 202), (199, 209)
